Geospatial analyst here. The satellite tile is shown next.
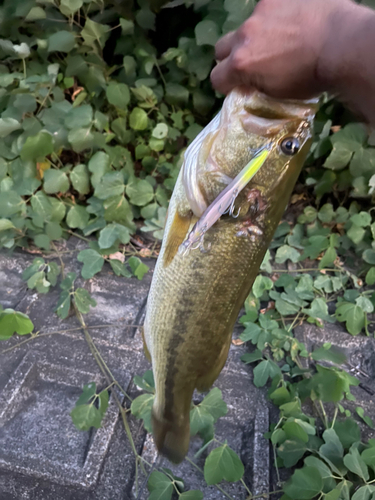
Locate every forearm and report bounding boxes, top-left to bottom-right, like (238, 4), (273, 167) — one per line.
(319, 2), (375, 124)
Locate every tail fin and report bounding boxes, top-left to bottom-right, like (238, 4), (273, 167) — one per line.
(152, 411), (190, 464)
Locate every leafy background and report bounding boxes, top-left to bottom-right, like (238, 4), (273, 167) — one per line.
(1, 0), (375, 499)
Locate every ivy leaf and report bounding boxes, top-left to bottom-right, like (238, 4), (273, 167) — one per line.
(253, 360), (281, 387)
(343, 446), (369, 481)
(351, 485), (375, 500)
(48, 31), (75, 53)
(106, 82), (130, 109)
(131, 393), (154, 432)
(356, 407), (374, 428)
(128, 256), (149, 280)
(70, 404), (102, 431)
(75, 382), (96, 406)
(55, 290), (71, 319)
(278, 440), (307, 467)
(0, 309), (34, 340)
(74, 288), (97, 314)
(129, 107), (148, 130)
(68, 127), (94, 152)
(133, 370), (155, 393)
(361, 447), (375, 468)
(204, 444), (244, 485)
(0, 117), (21, 137)
(319, 429), (346, 474)
(59, 0), (83, 16)
(81, 19), (109, 48)
(283, 466), (323, 499)
(95, 172), (125, 200)
(67, 205), (90, 229)
(252, 275), (273, 298)
(70, 164), (90, 195)
(20, 131), (54, 161)
(109, 259), (132, 278)
(43, 169), (70, 194)
(335, 302), (365, 335)
(275, 245), (300, 264)
(179, 491), (203, 500)
(147, 471), (173, 500)
(334, 419), (361, 449)
(195, 20), (220, 46)
(77, 249), (105, 279)
(311, 345), (346, 365)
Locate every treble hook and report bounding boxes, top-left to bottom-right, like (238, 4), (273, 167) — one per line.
(218, 188), (241, 218)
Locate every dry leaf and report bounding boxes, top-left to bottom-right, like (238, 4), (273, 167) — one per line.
(72, 86), (84, 100)
(108, 252), (125, 262)
(139, 248), (152, 258)
(232, 338), (244, 346)
(36, 161), (50, 180)
(290, 193), (306, 204)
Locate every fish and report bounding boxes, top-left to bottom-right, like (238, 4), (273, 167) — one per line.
(143, 88), (319, 463)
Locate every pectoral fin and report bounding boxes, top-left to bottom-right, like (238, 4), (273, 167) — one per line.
(163, 211), (193, 267)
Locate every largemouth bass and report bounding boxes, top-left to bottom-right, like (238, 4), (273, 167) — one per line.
(143, 89), (318, 463)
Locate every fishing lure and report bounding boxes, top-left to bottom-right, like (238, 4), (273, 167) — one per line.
(179, 146), (270, 255)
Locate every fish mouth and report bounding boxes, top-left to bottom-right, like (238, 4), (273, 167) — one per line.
(234, 88), (319, 137)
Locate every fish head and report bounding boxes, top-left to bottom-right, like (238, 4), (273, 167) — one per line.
(184, 88), (319, 216)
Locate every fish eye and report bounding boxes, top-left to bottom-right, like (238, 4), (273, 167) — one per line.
(280, 137), (300, 156)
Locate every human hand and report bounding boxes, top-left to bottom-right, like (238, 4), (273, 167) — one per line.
(211, 0), (357, 99)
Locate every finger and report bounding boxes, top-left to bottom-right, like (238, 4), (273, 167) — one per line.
(215, 31), (236, 61)
(211, 57), (242, 95)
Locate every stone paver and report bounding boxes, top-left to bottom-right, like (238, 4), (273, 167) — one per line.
(0, 239), (374, 499)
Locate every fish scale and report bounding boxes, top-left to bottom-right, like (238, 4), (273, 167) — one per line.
(143, 89), (319, 463)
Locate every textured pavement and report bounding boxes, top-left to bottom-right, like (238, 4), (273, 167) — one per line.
(0, 238), (374, 499)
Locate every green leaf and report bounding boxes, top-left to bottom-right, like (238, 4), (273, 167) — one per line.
(106, 82), (130, 109)
(126, 178), (154, 206)
(77, 249), (105, 279)
(190, 405), (214, 439)
(324, 142), (353, 171)
(0, 309), (34, 340)
(43, 169), (70, 194)
(335, 302), (365, 335)
(343, 446), (369, 481)
(75, 382), (96, 406)
(362, 447), (375, 468)
(179, 491), (203, 500)
(195, 20), (220, 46)
(98, 390), (109, 418)
(204, 444), (244, 485)
(70, 404), (102, 431)
(95, 172), (124, 200)
(21, 131), (54, 161)
(81, 19), (109, 48)
(0, 117), (21, 138)
(253, 359), (281, 387)
(120, 18), (134, 35)
(109, 259), (132, 278)
(0, 219), (15, 232)
(65, 105), (93, 129)
(152, 123), (168, 139)
(128, 256), (149, 280)
(60, 0), (83, 16)
(68, 127), (94, 152)
(70, 164), (90, 195)
(319, 429), (345, 474)
(311, 345), (346, 365)
(347, 223), (366, 244)
(283, 422), (309, 443)
(283, 467), (323, 499)
(356, 296), (374, 313)
(275, 245), (300, 264)
(131, 393), (154, 432)
(351, 485), (375, 500)
(334, 419), (361, 449)
(304, 456), (332, 479)
(356, 407), (374, 428)
(278, 440), (307, 467)
(27, 270), (50, 293)
(198, 387), (228, 422)
(98, 223), (130, 248)
(74, 288), (97, 314)
(252, 275), (273, 298)
(165, 83), (189, 106)
(0, 191), (24, 217)
(67, 205), (90, 229)
(48, 31), (75, 52)
(55, 290), (71, 319)
(129, 107), (148, 130)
